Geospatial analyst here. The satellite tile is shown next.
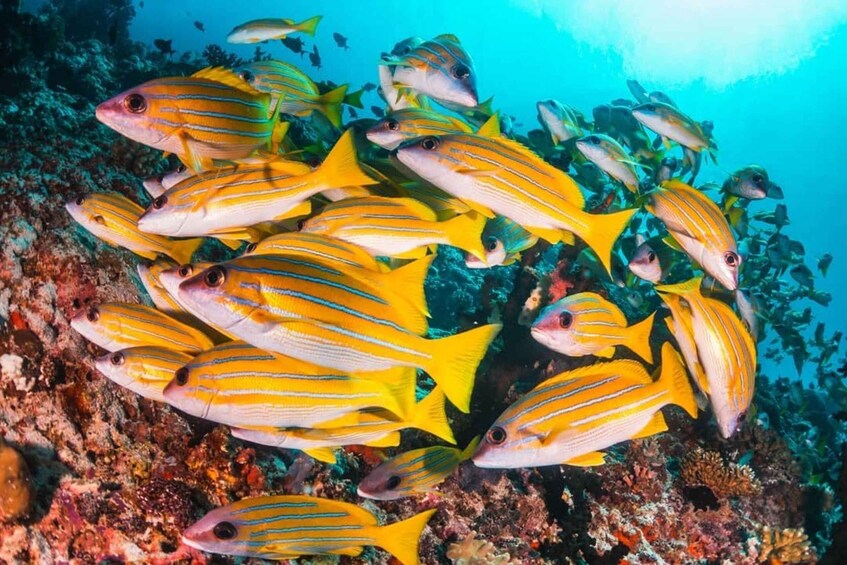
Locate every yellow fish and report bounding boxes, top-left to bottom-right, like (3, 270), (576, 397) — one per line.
(302, 196), (488, 260)
(656, 277), (756, 438)
(464, 216), (538, 269)
(70, 302), (214, 353)
(136, 259), (182, 313)
(244, 232), (385, 272)
(163, 341), (415, 429)
(366, 107), (473, 150)
(473, 343), (697, 468)
(394, 133), (634, 274)
(530, 292), (655, 364)
(94, 346), (193, 403)
(181, 494), (436, 565)
(177, 257), (501, 412)
(227, 15), (322, 43)
(66, 192), (202, 264)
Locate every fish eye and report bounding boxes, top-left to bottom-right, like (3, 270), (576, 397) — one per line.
(176, 164), (187, 174)
(486, 426), (507, 445)
(386, 475), (402, 490)
(485, 237), (499, 252)
(239, 70), (254, 82)
(212, 521), (237, 540)
(724, 251), (740, 267)
(110, 352), (125, 366)
(451, 63), (471, 80)
(420, 137), (439, 151)
(296, 219), (306, 231)
(558, 311), (573, 329)
(386, 118), (400, 131)
(74, 196), (85, 206)
(647, 251), (656, 262)
(86, 307), (100, 322)
(174, 367), (189, 386)
(152, 195), (167, 210)
(178, 264), (193, 278)
(124, 93), (147, 114)
(586, 135), (600, 144)
(204, 266), (225, 287)
(752, 173), (764, 187)
(245, 243), (258, 254)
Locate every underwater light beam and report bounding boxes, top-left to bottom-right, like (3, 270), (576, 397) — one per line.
(515, 0), (847, 87)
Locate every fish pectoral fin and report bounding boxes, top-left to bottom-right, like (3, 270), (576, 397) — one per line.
(593, 346), (617, 359)
(134, 249), (161, 261)
(661, 234), (685, 253)
(303, 447), (338, 463)
(564, 451), (606, 467)
(93, 215), (107, 226)
(631, 411), (668, 440)
(175, 131), (213, 172)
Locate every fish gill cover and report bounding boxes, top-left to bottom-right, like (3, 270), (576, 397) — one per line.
(0, 0), (845, 563)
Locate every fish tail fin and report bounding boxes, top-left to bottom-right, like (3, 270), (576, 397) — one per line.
(459, 435), (481, 462)
(169, 238), (204, 264)
(315, 129), (376, 188)
(581, 207), (637, 275)
(443, 212), (487, 261)
(297, 15), (322, 36)
(411, 387), (456, 444)
(423, 323), (502, 413)
(658, 342), (698, 418)
(384, 254), (435, 317)
(627, 311), (655, 364)
(655, 276), (703, 297)
(343, 88), (365, 109)
(374, 509), (437, 565)
(316, 84), (348, 127)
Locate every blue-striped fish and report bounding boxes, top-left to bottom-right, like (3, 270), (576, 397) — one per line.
(473, 343), (697, 468)
(536, 99), (583, 144)
(646, 180), (741, 290)
(382, 34), (478, 108)
(632, 101), (716, 158)
(70, 302), (214, 353)
(301, 196), (488, 260)
(142, 166), (193, 198)
(95, 67), (284, 172)
(181, 495), (436, 565)
(227, 15), (322, 43)
(94, 346), (193, 403)
(137, 259), (183, 313)
(244, 232), (385, 272)
(232, 387), (456, 462)
(464, 216), (538, 268)
(531, 292), (655, 363)
(357, 436), (479, 500)
(576, 134), (641, 193)
(366, 108), (472, 150)
(66, 192), (202, 264)
(656, 277), (756, 438)
(162, 341), (415, 428)
(176, 257), (501, 412)
(394, 133), (635, 274)
(137, 130), (377, 241)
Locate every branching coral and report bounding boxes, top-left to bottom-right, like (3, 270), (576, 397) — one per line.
(759, 526), (814, 564)
(202, 44), (243, 68)
(447, 533), (516, 565)
(681, 448), (762, 498)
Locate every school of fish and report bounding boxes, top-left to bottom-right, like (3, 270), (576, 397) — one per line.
(68, 14), (774, 563)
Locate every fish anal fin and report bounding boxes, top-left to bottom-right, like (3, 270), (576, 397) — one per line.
(303, 447), (338, 463)
(565, 451), (606, 467)
(631, 411), (668, 440)
(594, 346), (617, 359)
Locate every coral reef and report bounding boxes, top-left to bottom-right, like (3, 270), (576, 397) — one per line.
(681, 447), (763, 498)
(759, 526), (814, 564)
(0, 436), (34, 522)
(447, 533), (516, 564)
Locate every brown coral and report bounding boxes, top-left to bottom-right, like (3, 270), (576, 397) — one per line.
(758, 526), (814, 564)
(446, 533), (516, 565)
(681, 448), (762, 498)
(0, 436), (33, 522)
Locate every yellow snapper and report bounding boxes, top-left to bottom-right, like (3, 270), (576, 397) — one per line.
(530, 292), (656, 364)
(536, 99), (583, 145)
(95, 67), (284, 172)
(357, 436), (479, 500)
(382, 34), (478, 108)
(656, 277), (756, 438)
(137, 259), (183, 313)
(70, 302), (214, 353)
(631, 101), (716, 157)
(94, 346), (193, 403)
(366, 108), (473, 150)
(244, 232), (385, 272)
(394, 133), (635, 274)
(464, 216), (538, 269)
(137, 130), (376, 241)
(575, 134), (641, 193)
(65, 192), (202, 264)
(658, 291), (710, 407)
(301, 196), (488, 260)
(176, 257), (502, 412)
(237, 60), (348, 127)
(226, 15), (322, 43)
(181, 494), (436, 565)
(231, 387), (456, 463)
(162, 341), (415, 428)
(473, 343), (697, 468)
(142, 165), (194, 198)
(645, 180), (741, 290)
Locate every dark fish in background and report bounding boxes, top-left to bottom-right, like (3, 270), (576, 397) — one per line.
(362, 82), (377, 92)
(281, 36), (308, 57)
(139, 0), (144, 7)
(371, 105), (385, 118)
(194, 21), (205, 32)
(153, 38), (175, 58)
(818, 253), (833, 276)
(347, 107), (358, 118)
(790, 264), (814, 288)
(309, 45), (322, 69)
(333, 32), (349, 50)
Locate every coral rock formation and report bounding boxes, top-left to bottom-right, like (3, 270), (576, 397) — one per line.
(0, 436), (34, 522)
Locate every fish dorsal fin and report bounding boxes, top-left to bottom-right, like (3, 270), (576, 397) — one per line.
(192, 66), (262, 96)
(445, 115), (474, 133)
(476, 114), (501, 137)
(564, 451), (606, 467)
(491, 135), (543, 162)
(435, 33), (461, 43)
(545, 359), (652, 386)
(389, 197), (440, 221)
